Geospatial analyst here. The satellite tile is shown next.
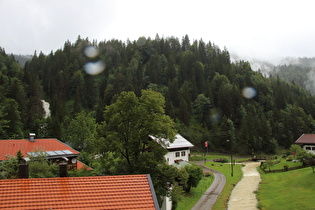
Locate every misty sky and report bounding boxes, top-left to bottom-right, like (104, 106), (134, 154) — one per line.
(1, 0), (315, 60)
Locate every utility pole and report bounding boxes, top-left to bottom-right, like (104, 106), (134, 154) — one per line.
(227, 139), (233, 177)
(204, 141), (208, 163)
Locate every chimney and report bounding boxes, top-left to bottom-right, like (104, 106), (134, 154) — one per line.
(18, 163), (29, 178)
(29, 133), (36, 142)
(59, 163), (68, 177)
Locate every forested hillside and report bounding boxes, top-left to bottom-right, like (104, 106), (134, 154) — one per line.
(1, 35), (315, 154)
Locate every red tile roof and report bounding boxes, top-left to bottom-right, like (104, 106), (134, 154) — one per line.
(295, 134), (315, 144)
(76, 160), (93, 171)
(0, 139), (79, 161)
(0, 174), (159, 209)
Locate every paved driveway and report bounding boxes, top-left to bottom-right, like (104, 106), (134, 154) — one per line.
(192, 163), (226, 210)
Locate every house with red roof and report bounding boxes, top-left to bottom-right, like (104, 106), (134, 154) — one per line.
(0, 174), (160, 209)
(295, 133), (315, 154)
(0, 133), (90, 170)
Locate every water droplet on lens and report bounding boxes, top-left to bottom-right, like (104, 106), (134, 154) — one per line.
(84, 46), (99, 58)
(242, 87), (256, 99)
(84, 60), (105, 75)
(210, 108), (222, 124)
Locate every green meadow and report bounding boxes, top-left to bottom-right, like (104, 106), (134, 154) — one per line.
(178, 153), (315, 210)
(258, 167), (315, 210)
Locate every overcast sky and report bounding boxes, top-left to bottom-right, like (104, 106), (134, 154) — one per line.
(1, 0), (315, 61)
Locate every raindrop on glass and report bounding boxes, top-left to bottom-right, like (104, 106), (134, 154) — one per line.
(242, 87), (257, 99)
(84, 46), (99, 58)
(84, 60), (105, 75)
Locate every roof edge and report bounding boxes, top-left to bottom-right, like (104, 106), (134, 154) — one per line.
(53, 138), (80, 154)
(146, 174), (160, 210)
(295, 133), (305, 143)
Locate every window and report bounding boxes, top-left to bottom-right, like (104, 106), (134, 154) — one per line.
(181, 151), (186, 156)
(306, 147), (311, 150)
(175, 152), (180, 157)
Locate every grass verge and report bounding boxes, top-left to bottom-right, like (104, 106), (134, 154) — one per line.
(204, 162), (243, 210)
(176, 153), (244, 210)
(176, 174), (214, 210)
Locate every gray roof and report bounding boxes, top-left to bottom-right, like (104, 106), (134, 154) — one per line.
(151, 134), (194, 149)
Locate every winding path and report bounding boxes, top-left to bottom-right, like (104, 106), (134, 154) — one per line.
(192, 163), (226, 210)
(227, 162), (261, 210)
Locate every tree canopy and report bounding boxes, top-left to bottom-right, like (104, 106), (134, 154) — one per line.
(1, 35), (315, 154)
(100, 89), (176, 174)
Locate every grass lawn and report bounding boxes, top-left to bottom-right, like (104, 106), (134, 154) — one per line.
(268, 158), (303, 170)
(205, 162), (243, 210)
(176, 175), (214, 210)
(190, 153), (250, 163)
(258, 167), (315, 210)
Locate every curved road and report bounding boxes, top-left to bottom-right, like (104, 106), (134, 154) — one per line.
(192, 163), (226, 210)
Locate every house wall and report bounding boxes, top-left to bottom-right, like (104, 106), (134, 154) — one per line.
(164, 149), (190, 165)
(303, 145), (315, 154)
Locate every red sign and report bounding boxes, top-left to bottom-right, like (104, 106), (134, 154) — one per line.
(204, 141), (208, 148)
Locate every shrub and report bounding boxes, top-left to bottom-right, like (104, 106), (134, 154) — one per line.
(204, 171), (211, 177)
(213, 158), (229, 163)
(286, 156), (293, 161)
(184, 164), (203, 192)
(283, 165), (289, 171)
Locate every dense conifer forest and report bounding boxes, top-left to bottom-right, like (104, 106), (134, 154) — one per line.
(1, 35), (315, 155)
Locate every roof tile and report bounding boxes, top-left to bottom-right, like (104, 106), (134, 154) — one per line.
(295, 134), (315, 144)
(0, 139), (79, 160)
(0, 175), (158, 209)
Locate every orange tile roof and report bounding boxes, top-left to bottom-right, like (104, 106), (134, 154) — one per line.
(77, 160), (93, 171)
(0, 174), (159, 209)
(0, 139), (79, 160)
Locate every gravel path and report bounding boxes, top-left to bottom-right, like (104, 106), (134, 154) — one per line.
(228, 162), (261, 210)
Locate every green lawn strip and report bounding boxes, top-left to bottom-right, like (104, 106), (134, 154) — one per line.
(190, 153), (250, 163)
(204, 162), (243, 210)
(176, 174), (214, 210)
(269, 158), (303, 170)
(258, 167), (315, 210)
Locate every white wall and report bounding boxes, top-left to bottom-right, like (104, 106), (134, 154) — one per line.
(162, 148), (191, 210)
(303, 145), (315, 154)
(164, 149), (190, 165)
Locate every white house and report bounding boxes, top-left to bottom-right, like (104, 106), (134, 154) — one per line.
(150, 134), (194, 210)
(295, 133), (315, 154)
(150, 134), (194, 164)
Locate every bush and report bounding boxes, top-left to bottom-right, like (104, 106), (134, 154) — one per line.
(283, 165), (289, 171)
(213, 158), (229, 163)
(286, 156), (293, 161)
(204, 171), (212, 177)
(184, 164), (203, 192)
